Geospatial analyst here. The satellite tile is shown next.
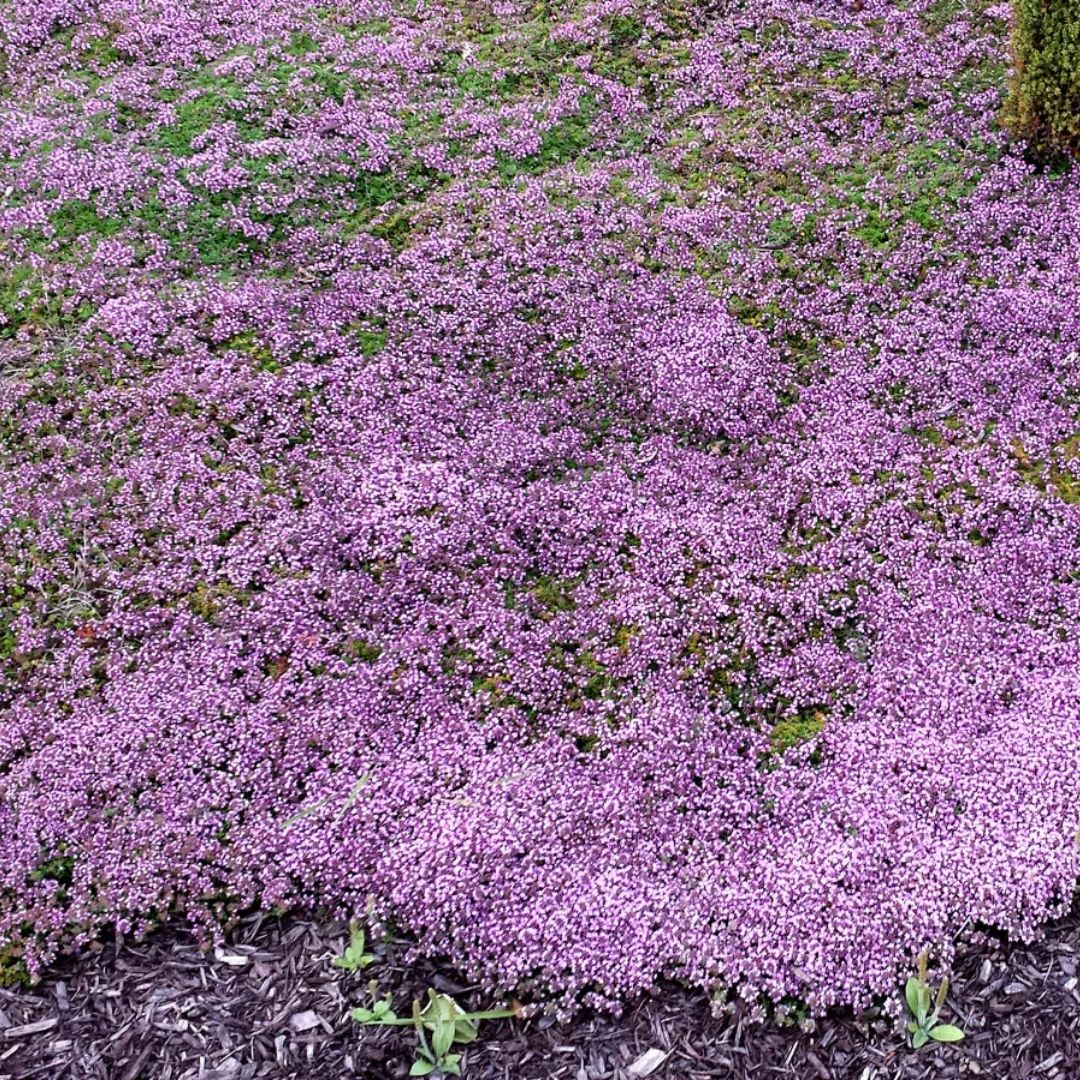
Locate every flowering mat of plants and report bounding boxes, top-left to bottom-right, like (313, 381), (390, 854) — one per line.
(3, 0), (1080, 1042)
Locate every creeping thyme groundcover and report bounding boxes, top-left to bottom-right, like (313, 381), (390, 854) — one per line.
(2, 0), (1080, 1015)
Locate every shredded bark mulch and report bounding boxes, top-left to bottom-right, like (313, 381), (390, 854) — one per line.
(2, 906), (1078, 1080)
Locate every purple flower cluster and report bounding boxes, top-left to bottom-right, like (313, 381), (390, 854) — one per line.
(2, 0), (1080, 1014)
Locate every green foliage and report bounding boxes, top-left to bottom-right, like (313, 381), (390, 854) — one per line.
(921, 0), (966, 36)
(346, 169), (403, 212)
(341, 637), (383, 663)
(497, 97), (598, 181)
(286, 30), (319, 55)
(153, 78), (263, 156)
(0, 948), (30, 988)
(351, 987), (399, 1023)
(1006, 0), (1080, 160)
(354, 327), (389, 358)
(28, 854), (75, 887)
(332, 922), (377, 972)
(0, 265), (43, 338)
(0, 618), (16, 661)
(223, 331), (279, 373)
(769, 710), (826, 754)
(502, 573), (577, 615)
(47, 200), (125, 248)
(529, 575), (577, 614)
(905, 951), (965, 1050)
(351, 986), (520, 1077)
(0, 261), (97, 339)
(1011, 433), (1080, 504)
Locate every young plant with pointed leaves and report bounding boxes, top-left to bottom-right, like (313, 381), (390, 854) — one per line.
(905, 952), (964, 1050)
(352, 987), (520, 1077)
(331, 922), (377, 974)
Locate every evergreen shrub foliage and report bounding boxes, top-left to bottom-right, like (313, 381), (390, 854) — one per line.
(1007, 0), (1080, 158)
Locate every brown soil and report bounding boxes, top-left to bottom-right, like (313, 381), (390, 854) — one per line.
(2, 906), (1078, 1079)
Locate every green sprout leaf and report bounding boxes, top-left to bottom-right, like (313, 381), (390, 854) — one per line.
(370, 987), (518, 1075)
(905, 977), (925, 1021)
(929, 1024), (965, 1043)
(434, 1017), (455, 1060)
(453, 1016), (479, 1044)
(903, 961), (963, 1051)
(332, 922), (377, 972)
(351, 996), (405, 1026)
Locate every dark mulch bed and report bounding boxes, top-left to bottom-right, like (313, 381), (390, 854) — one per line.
(3, 907), (1078, 1080)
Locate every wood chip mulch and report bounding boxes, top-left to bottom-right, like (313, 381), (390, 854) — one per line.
(2, 905), (1078, 1080)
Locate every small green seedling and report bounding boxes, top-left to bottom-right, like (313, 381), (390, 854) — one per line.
(351, 986), (398, 1023)
(905, 951), (964, 1049)
(332, 922), (377, 973)
(352, 986), (520, 1077)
